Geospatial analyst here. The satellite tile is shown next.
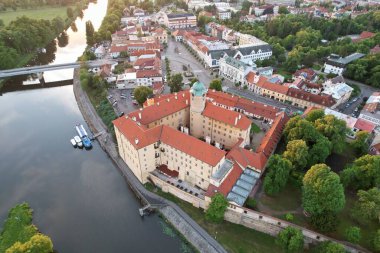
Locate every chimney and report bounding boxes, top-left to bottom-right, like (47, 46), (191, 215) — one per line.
(186, 99), (188, 105)
(132, 116), (136, 121)
(235, 117), (238, 125)
(182, 93), (185, 97)
(157, 102), (160, 106)
(238, 114), (241, 120)
(175, 96), (178, 100)
(167, 98), (170, 102)
(139, 112), (142, 119)
(135, 138), (139, 144)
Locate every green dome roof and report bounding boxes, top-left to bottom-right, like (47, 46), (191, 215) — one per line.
(191, 81), (207, 96)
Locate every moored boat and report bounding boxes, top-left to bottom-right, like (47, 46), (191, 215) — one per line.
(70, 138), (77, 148)
(74, 135), (83, 148)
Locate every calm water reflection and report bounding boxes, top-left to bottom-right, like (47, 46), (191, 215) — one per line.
(0, 86), (187, 252)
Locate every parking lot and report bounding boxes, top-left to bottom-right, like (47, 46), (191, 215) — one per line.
(107, 88), (140, 116)
(336, 96), (365, 117)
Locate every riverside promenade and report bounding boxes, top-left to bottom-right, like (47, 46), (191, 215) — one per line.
(72, 69), (228, 253)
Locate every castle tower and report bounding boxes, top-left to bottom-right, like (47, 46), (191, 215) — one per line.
(190, 81), (207, 138)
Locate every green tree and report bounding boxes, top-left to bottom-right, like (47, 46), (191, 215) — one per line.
(305, 109), (325, 123)
(351, 187), (380, 225)
(310, 212), (339, 233)
(340, 155), (380, 190)
(278, 6), (289, 14)
(263, 155), (292, 195)
(308, 136), (332, 167)
(302, 164), (345, 216)
(85, 20), (95, 46)
(276, 227), (304, 253)
(351, 131), (370, 155)
(314, 115), (347, 153)
(313, 241), (345, 253)
(168, 73), (183, 93)
(66, 7), (74, 19)
(345, 226), (361, 244)
(133, 86), (153, 106)
(209, 79), (222, 91)
(6, 234), (53, 253)
(374, 230), (380, 252)
(241, 0), (253, 11)
(205, 193), (228, 223)
(283, 140), (309, 170)
(284, 117), (320, 144)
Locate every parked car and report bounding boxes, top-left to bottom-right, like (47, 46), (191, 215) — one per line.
(353, 97), (359, 102)
(132, 100), (138, 105)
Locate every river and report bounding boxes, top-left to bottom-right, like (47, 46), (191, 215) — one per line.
(0, 1), (192, 252)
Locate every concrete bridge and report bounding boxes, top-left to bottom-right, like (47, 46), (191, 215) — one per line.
(0, 59), (118, 78)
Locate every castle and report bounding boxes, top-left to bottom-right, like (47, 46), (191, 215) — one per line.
(113, 82), (288, 206)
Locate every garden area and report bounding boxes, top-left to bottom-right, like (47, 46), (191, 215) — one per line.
(144, 183), (284, 253)
(255, 109), (380, 252)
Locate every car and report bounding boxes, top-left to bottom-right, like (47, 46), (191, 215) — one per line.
(107, 95), (113, 100)
(345, 103), (351, 108)
(120, 95), (127, 99)
(112, 101), (118, 107)
(354, 108), (359, 112)
(132, 100), (138, 105)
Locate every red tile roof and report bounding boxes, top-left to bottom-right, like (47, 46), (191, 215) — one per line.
(160, 126), (226, 166)
(294, 68), (316, 81)
(130, 49), (157, 57)
(206, 89), (239, 107)
(354, 118), (375, 132)
(128, 91), (190, 126)
(287, 88), (335, 107)
(203, 102), (251, 130)
(114, 117), (226, 166)
(257, 78), (289, 95)
(236, 97), (279, 120)
(227, 147), (267, 171)
(256, 112), (289, 157)
(245, 71), (256, 84)
(353, 31), (375, 43)
(205, 163), (243, 197)
(371, 45), (380, 55)
(136, 69), (161, 78)
(157, 164), (179, 177)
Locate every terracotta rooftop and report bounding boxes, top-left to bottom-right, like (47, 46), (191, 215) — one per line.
(136, 69), (161, 78)
(114, 117), (226, 166)
(354, 118), (375, 132)
(257, 78), (289, 95)
(256, 112), (289, 157)
(207, 89), (239, 107)
(227, 146), (267, 172)
(203, 102), (251, 130)
(371, 45), (380, 55)
(205, 163), (243, 197)
(235, 97), (279, 120)
(245, 71), (256, 84)
(160, 125), (226, 166)
(287, 88), (335, 107)
(128, 91), (190, 125)
(130, 49), (157, 57)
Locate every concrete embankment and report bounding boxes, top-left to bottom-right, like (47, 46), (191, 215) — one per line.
(72, 69), (227, 253)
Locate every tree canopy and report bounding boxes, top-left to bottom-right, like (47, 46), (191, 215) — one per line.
(302, 164), (345, 216)
(276, 227), (304, 253)
(205, 193), (228, 223)
(133, 86), (153, 106)
(209, 79), (222, 91)
(344, 226), (361, 244)
(351, 187), (380, 225)
(168, 73), (184, 93)
(263, 155), (292, 195)
(340, 154), (380, 190)
(351, 131), (370, 155)
(283, 140), (309, 171)
(312, 241), (346, 253)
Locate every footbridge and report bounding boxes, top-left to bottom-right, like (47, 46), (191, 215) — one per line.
(0, 59), (118, 78)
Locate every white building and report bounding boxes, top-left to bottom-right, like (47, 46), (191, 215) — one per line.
(232, 44), (272, 64)
(217, 9), (231, 20)
(163, 13), (196, 29)
(323, 53), (365, 75)
(136, 70), (163, 86)
(219, 55), (253, 84)
(116, 72), (137, 89)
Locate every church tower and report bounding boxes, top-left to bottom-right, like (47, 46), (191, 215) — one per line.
(190, 81), (207, 138)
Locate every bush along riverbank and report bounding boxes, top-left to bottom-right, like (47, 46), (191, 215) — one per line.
(0, 203), (54, 253)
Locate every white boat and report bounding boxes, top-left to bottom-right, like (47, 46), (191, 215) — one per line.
(74, 135), (83, 148)
(70, 139), (77, 148)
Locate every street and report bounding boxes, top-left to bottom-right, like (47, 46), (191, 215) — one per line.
(163, 38), (213, 86)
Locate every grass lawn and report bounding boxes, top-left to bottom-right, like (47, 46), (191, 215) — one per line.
(0, 203), (38, 253)
(0, 6), (72, 26)
(259, 183), (302, 212)
(144, 183), (285, 253)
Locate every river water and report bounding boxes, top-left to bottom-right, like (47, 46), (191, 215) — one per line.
(0, 1), (191, 252)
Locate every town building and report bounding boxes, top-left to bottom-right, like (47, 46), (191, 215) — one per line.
(359, 92), (380, 126)
(323, 53), (365, 75)
(114, 83), (289, 207)
(219, 55), (253, 84)
(163, 13), (197, 29)
(232, 44), (272, 64)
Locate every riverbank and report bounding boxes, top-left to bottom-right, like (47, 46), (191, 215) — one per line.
(72, 69), (227, 253)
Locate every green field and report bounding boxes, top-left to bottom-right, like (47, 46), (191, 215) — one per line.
(0, 6), (70, 25)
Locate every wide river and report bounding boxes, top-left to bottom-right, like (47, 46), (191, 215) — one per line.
(0, 1), (191, 252)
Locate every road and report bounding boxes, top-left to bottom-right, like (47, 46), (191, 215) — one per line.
(0, 59), (118, 78)
(163, 39), (213, 85)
